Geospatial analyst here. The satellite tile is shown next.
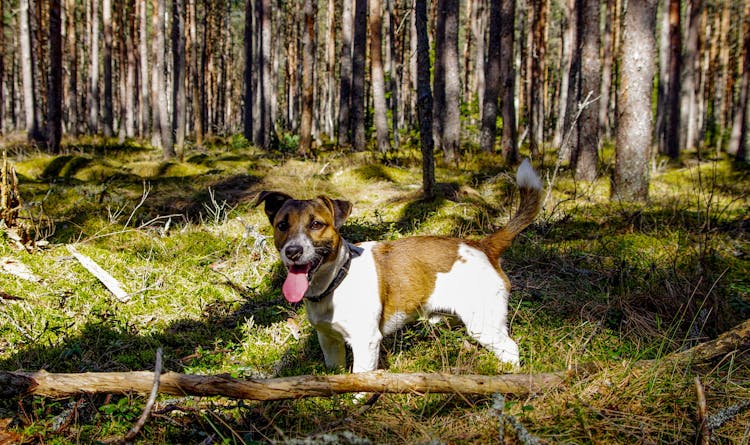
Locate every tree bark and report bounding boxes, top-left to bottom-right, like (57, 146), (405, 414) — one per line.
(664, 0), (681, 159)
(0, 0), (4, 135)
(598, 0), (614, 142)
(153, 0), (174, 157)
(243, 0), (253, 142)
(351, 0), (367, 151)
(1, 370), (570, 400)
(48, 0), (63, 153)
(679, 0), (702, 153)
(124, 0), (137, 139)
(298, 0), (315, 155)
(337, 0), (353, 147)
(20, 0), (43, 141)
(259, 0), (273, 148)
(102, 0), (113, 137)
(727, 14), (749, 162)
(613, 0), (657, 202)
(499, 0), (518, 164)
(189, 0), (203, 146)
(528, 0), (547, 158)
(573, 0), (600, 181)
(554, 0), (576, 153)
(433, 0), (446, 158)
(480, 0), (501, 154)
(415, 0), (434, 199)
(369, 0), (391, 153)
(138, 0), (150, 138)
(88, 0), (100, 134)
(172, 0), (187, 157)
(442, 0), (461, 162)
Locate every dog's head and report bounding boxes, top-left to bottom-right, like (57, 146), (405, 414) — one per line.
(255, 191), (352, 303)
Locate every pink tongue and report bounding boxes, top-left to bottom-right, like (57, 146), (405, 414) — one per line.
(282, 265), (311, 303)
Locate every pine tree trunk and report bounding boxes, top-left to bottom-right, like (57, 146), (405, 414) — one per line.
(87, 0), (100, 133)
(102, 0), (113, 137)
(323, 0), (336, 141)
(553, 0), (575, 150)
(351, 0), (367, 151)
(679, 0), (702, 153)
(433, 0), (446, 158)
(665, 0), (681, 159)
(499, 0), (518, 164)
(63, 0), (78, 135)
(0, 0), (3, 134)
(154, 0), (174, 156)
(20, 0), (41, 140)
(189, 0), (203, 146)
(442, 0), (461, 162)
(369, 0), (391, 153)
(124, 0), (136, 139)
(172, 0), (186, 156)
(480, 0), (501, 154)
(298, 0), (314, 155)
(48, 0), (63, 153)
(727, 15), (749, 162)
(415, 0), (434, 199)
(613, 0), (657, 202)
(598, 0), (614, 142)
(260, 0), (272, 148)
(471, 0), (485, 115)
(243, 0), (253, 141)
(574, 0), (600, 181)
(139, 0), (150, 137)
(528, 0), (546, 158)
(337, 0), (353, 147)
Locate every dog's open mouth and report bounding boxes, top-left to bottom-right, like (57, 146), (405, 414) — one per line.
(282, 257), (323, 303)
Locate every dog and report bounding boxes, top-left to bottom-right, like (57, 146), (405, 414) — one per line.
(255, 159), (542, 373)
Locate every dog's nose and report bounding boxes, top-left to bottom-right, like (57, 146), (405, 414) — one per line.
(284, 245), (304, 261)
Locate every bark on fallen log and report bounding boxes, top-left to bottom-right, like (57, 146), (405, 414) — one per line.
(0, 369), (573, 400)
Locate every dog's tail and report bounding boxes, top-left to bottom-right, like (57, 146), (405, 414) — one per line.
(480, 159), (542, 261)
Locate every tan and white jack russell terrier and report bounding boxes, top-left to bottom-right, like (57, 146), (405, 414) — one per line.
(256, 159), (542, 373)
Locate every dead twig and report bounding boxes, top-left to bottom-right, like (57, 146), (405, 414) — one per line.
(67, 244), (130, 303)
(121, 348), (163, 444)
(695, 376), (710, 445)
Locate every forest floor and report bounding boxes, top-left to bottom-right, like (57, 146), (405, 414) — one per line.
(0, 136), (748, 444)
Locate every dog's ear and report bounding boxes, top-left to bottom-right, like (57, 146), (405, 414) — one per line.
(255, 191), (293, 225)
(318, 195), (352, 229)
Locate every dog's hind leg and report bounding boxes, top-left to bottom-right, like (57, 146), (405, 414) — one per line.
(455, 302), (520, 369)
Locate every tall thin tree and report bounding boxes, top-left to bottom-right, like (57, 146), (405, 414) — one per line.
(573, 0), (601, 181)
(499, 0), (518, 163)
(679, 0), (702, 153)
(480, 0), (501, 154)
(298, 0), (315, 154)
(139, 0), (150, 137)
(48, 0), (63, 152)
(665, 0), (681, 159)
(727, 15), (749, 163)
(20, 0), (42, 141)
(243, 0), (253, 142)
(337, 0), (353, 147)
(351, 0), (367, 150)
(102, 0), (113, 137)
(173, 0), (187, 156)
(613, 0), (657, 202)
(415, 0), (435, 198)
(369, 0), (391, 153)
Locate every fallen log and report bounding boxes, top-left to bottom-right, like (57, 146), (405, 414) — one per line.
(0, 369), (573, 400)
(2, 318), (747, 402)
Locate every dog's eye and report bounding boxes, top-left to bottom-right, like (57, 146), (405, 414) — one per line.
(309, 220), (325, 230)
(277, 221), (289, 232)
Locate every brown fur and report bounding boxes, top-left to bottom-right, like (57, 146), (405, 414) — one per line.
(372, 237), (460, 322)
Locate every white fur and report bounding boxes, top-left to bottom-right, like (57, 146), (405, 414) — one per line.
(517, 158), (543, 191)
(304, 241), (519, 373)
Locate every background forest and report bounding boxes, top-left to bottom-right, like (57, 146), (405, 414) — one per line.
(0, 0), (749, 443)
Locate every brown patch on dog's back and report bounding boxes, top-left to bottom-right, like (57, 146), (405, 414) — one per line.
(372, 237), (461, 322)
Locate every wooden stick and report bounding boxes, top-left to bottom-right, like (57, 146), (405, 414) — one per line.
(122, 348), (163, 443)
(67, 245), (130, 303)
(695, 376), (710, 445)
(0, 369), (573, 400)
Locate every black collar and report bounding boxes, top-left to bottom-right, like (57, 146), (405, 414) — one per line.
(305, 242), (361, 302)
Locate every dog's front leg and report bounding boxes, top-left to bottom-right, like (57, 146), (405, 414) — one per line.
(316, 330), (346, 370)
(350, 332), (382, 373)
